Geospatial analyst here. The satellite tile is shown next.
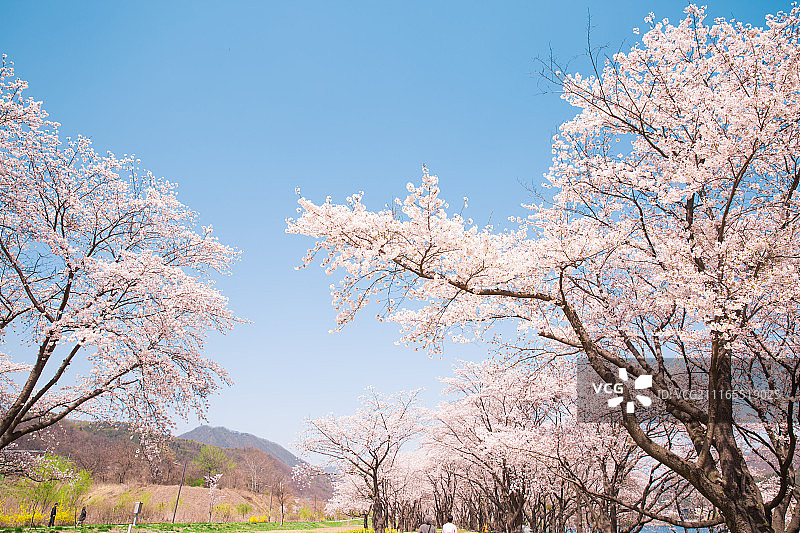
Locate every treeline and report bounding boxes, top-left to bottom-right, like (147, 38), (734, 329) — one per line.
(0, 452), (328, 527)
(308, 367), (721, 533)
(16, 421), (330, 499)
(1, 431), (332, 527)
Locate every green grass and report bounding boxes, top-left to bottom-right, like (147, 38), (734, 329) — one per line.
(149, 521), (352, 532)
(0, 518), (365, 533)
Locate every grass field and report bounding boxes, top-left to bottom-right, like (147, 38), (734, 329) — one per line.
(0, 518), (367, 533)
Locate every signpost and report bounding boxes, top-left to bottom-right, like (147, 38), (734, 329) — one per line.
(126, 502), (142, 533)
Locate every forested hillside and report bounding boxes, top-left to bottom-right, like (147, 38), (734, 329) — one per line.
(14, 421), (331, 500)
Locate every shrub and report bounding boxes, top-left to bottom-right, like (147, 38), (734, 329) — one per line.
(235, 503), (253, 517)
(213, 503), (233, 522)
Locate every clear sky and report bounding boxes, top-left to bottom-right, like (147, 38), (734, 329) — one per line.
(0, 0), (789, 455)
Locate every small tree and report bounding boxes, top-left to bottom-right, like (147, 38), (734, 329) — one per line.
(236, 502), (253, 519)
(300, 388), (423, 533)
(272, 476), (291, 525)
(213, 502), (233, 523)
(242, 449), (270, 493)
(206, 472), (223, 522)
(193, 445), (235, 485)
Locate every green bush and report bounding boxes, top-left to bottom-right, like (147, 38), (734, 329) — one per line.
(213, 503), (233, 522)
(236, 503), (253, 517)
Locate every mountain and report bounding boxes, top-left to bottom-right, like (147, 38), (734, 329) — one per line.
(180, 425), (303, 468)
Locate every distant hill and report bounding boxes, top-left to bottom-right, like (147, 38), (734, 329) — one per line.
(180, 425), (303, 468)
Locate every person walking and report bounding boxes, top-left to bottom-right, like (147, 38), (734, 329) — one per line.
(418, 515), (435, 533)
(442, 514), (457, 533)
(78, 507), (87, 527)
(48, 503), (58, 527)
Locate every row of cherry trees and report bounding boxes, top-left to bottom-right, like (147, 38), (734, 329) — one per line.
(291, 6), (800, 533)
(302, 362), (716, 533)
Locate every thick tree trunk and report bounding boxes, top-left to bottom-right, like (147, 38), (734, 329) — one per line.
(768, 463), (796, 533)
(573, 306), (774, 533)
(504, 491), (525, 533)
(373, 500), (388, 533)
(726, 504), (773, 533)
(714, 351), (772, 533)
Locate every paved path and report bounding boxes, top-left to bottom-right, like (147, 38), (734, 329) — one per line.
(266, 524), (363, 533)
(280, 526), (364, 532)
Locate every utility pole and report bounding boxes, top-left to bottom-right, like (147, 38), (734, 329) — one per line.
(172, 461), (187, 524)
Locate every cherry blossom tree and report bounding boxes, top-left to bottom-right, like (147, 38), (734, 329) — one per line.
(288, 6), (800, 532)
(382, 451), (436, 531)
(424, 359), (703, 533)
(426, 360), (574, 533)
(291, 462), (326, 492)
(421, 448), (461, 528)
(314, 361), (702, 533)
(299, 388), (423, 533)
(206, 472), (223, 523)
(325, 472), (373, 523)
(0, 56), (239, 452)
(543, 422), (708, 533)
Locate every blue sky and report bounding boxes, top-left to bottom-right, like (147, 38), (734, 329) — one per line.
(0, 1), (788, 454)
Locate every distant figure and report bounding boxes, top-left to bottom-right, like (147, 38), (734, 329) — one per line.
(418, 515), (436, 533)
(442, 514), (457, 533)
(78, 507), (87, 527)
(48, 503), (58, 527)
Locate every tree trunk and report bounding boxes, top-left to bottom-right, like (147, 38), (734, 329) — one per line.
(513, 493), (526, 533)
(587, 505), (615, 533)
(713, 350), (772, 533)
(268, 490), (273, 522)
(373, 500), (388, 533)
(583, 328), (775, 533)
